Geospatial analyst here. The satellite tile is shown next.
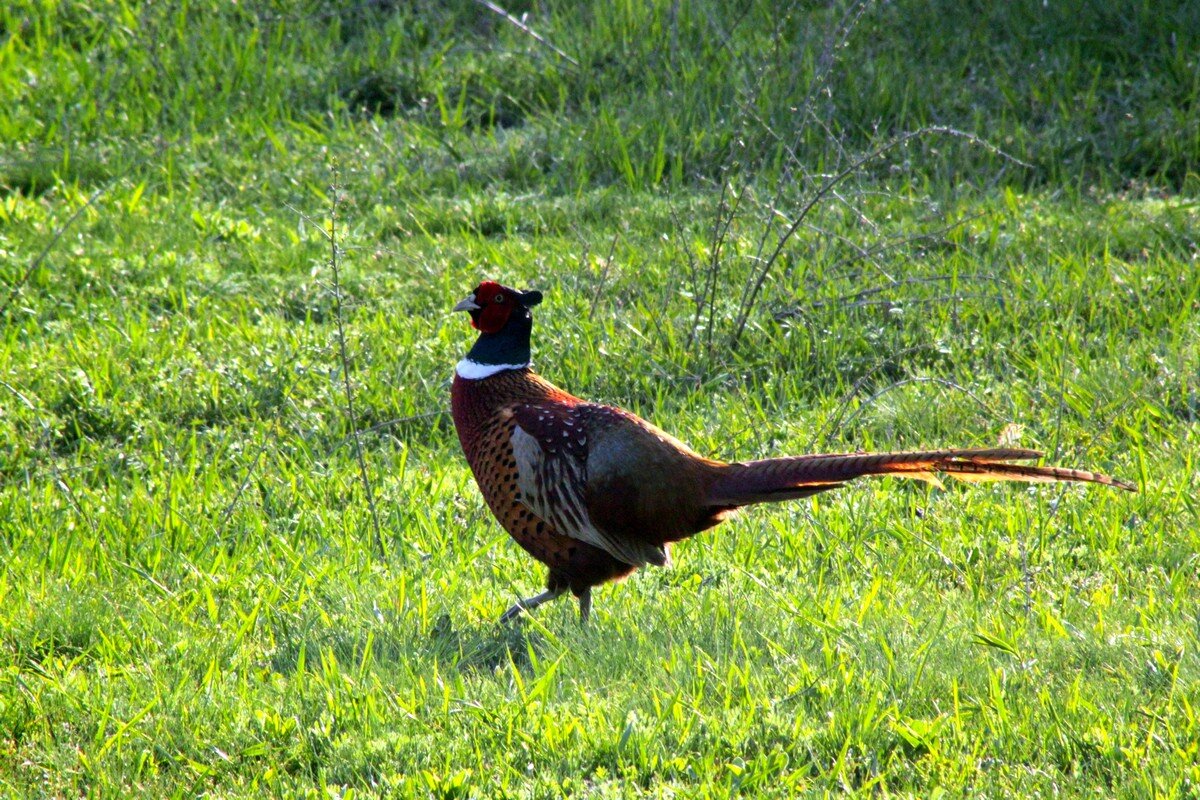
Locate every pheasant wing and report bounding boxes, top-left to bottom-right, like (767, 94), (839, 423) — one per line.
(510, 403), (670, 567)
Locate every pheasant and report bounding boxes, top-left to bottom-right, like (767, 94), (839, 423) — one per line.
(449, 280), (1136, 623)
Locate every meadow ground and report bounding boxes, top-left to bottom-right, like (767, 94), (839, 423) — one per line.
(2, 1), (1199, 796)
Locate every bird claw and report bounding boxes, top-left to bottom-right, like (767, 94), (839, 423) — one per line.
(498, 588), (564, 624)
(498, 602), (530, 624)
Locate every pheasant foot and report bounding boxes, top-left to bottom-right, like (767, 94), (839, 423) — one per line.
(499, 588), (565, 623)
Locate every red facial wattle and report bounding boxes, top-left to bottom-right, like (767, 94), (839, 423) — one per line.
(472, 301), (512, 333)
(469, 281), (514, 334)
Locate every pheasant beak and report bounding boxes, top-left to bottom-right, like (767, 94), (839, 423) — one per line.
(452, 294), (480, 313)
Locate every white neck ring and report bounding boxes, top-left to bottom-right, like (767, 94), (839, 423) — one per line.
(455, 358), (530, 380)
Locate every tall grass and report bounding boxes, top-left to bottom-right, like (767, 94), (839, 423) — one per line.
(1, 1), (1198, 796)
(3, 0), (1197, 197)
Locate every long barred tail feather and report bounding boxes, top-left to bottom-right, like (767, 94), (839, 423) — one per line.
(706, 448), (1136, 507)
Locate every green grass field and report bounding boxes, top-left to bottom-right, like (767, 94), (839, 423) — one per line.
(2, 1), (1199, 796)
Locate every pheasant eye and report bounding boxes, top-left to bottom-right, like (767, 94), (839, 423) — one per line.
(494, 293), (506, 303)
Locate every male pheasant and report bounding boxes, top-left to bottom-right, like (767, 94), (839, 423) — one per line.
(449, 281), (1136, 622)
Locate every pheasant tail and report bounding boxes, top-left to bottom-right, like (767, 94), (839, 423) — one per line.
(707, 447), (1137, 507)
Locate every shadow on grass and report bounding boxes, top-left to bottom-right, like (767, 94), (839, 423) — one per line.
(427, 612), (547, 674)
(267, 611), (548, 677)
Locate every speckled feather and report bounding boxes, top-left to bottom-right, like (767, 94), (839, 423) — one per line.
(451, 368), (638, 595)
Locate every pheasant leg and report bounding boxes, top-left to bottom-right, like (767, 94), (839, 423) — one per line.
(499, 588), (565, 623)
(578, 589), (592, 623)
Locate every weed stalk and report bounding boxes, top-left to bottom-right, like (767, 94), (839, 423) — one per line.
(327, 176), (389, 564)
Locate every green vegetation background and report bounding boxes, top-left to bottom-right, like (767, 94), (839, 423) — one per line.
(1, 1), (1198, 796)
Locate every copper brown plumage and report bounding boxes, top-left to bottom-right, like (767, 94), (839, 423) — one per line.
(449, 281), (1136, 623)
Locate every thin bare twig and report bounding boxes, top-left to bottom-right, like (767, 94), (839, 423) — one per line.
(0, 185), (108, 319)
(728, 125), (1032, 350)
(327, 185), (389, 564)
(474, 0), (579, 68)
(666, 201), (703, 352)
(332, 411), (448, 451)
(919, 125), (1034, 169)
(814, 210), (987, 283)
(774, 274), (997, 316)
(0, 378), (100, 537)
(835, 376), (1003, 438)
(806, 345), (933, 450)
(287, 191), (390, 563)
(821, 375), (1005, 449)
(786, 292), (1000, 314)
(795, 0), (872, 137)
(728, 128), (942, 348)
(211, 346), (303, 546)
(588, 231), (620, 322)
(706, 182), (750, 357)
(217, 431), (274, 535)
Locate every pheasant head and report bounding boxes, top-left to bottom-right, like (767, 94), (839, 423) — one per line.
(453, 281), (544, 379)
(453, 281), (543, 332)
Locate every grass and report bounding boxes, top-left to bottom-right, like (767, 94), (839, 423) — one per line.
(2, 0), (1198, 796)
